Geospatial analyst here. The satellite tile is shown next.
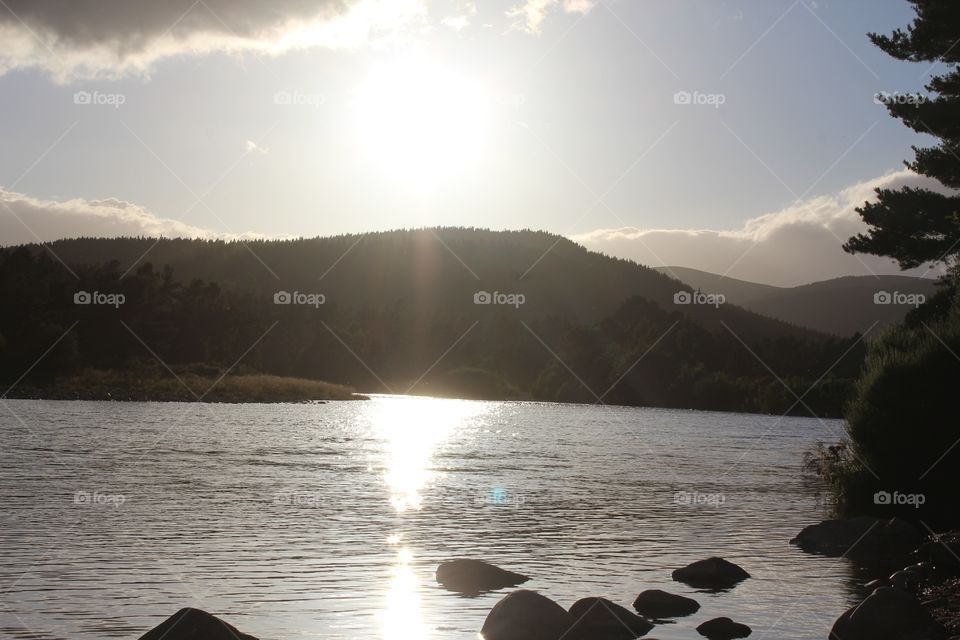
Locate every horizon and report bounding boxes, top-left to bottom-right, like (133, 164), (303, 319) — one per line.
(5, 225), (944, 289)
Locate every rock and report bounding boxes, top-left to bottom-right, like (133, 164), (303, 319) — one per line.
(671, 557), (750, 590)
(829, 586), (945, 640)
(138, 608), (258, 640)
(436, 559), (529, 595)
(480, 590), (573, 640)
(790, 517), (922, 558)
(632, 589), (700, 618)
(696, 617), (752, 640)
(568, 597), (654, 639)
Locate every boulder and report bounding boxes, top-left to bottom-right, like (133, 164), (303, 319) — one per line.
(671, 557), (750, 590)
(790, 517), (922, 558)
(480, 590), (573, 640)
(696, 617), (751, 640)
(436, 559), (529, 595)
(138, 608), (258, 640)
(632, 589), (700, 618)
(829, 586), (945, 640)
(568, 597), (654, 639)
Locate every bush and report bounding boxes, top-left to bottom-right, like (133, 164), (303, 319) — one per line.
(817, 280), (960, 525)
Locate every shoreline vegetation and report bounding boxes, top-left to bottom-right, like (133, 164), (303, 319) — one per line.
(5, 369), (365, 402)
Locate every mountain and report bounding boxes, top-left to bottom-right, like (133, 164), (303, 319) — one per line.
(655, 266), (939, 336)
(1, 229), (864, 414)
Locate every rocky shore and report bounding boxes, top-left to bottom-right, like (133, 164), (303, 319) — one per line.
(132, 520), (960, 640)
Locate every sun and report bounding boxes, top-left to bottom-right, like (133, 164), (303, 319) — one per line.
(353, 56), (492, 189)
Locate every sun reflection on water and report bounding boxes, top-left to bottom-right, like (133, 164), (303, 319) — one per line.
(371, 396), (487, 512)
(371, 396), (491, 640)
(380, 547), (430, 640)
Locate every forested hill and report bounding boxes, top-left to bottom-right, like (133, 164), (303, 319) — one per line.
(38, 229), (818, 338)
(1, 228), (864, 414)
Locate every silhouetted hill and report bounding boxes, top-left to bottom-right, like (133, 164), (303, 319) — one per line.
(1, 229), (865, 414)
(41, 230), (822, 338)
(656, 266), (938, 335)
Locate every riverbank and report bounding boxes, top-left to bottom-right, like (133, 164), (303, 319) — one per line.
(6, 370), (366, 402)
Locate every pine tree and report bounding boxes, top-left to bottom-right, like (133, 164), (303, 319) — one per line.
(844, 0), (960, 270)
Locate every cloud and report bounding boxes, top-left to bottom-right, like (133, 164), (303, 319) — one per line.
(507, 0), (596, 34)
(571, 169), (951, 287)
(0, 0), (427, 81)
(0, 187), (242, 245)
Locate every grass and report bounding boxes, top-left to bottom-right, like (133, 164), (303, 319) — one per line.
(10, 369), (366, 402)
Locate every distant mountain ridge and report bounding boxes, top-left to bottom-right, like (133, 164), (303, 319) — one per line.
(655, 266), (938, 335)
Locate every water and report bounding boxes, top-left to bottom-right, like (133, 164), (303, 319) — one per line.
(0, 396), (864, 639)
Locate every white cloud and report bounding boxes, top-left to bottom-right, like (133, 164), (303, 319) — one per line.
(571, 169), (951, 286)
(0, 187), (259, 245)
(0, 0), (427, 82)
(507, 0), (596, 34)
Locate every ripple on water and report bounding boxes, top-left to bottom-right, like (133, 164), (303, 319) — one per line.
(0, 397), (858, 640)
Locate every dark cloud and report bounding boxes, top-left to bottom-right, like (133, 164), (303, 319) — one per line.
(1, 0), (344, 48)
(0, 0), (423, 80)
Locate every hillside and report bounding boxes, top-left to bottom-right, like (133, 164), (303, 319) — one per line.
(1, 229), (864, 414)
(40, 230), (820, 338)
(656, 266), (938, 335)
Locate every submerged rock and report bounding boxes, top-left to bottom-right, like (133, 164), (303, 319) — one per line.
(568, 597), (654, 638)
(138, 608), (258, 640)
(671, 557), (750, 590)
(790, 517), (922, 557)
(632, 589), (700, 618)
(829, 586), (945, 640)
(696, 617), (752, 640)
(436, 559), (530, 595)
(480, 590), (573, 640)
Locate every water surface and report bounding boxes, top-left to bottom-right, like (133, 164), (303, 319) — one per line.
(0, 396), (861, 639)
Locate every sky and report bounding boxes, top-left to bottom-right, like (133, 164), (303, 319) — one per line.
(0, 0), (949, 285)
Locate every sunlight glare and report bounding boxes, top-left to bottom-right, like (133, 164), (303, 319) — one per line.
(354, 57), (492, 189)
(380, 548), (428, 640)
(371, 397), (485, 512)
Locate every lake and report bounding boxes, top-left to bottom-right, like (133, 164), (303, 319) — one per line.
(0, 396), (864, 639)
